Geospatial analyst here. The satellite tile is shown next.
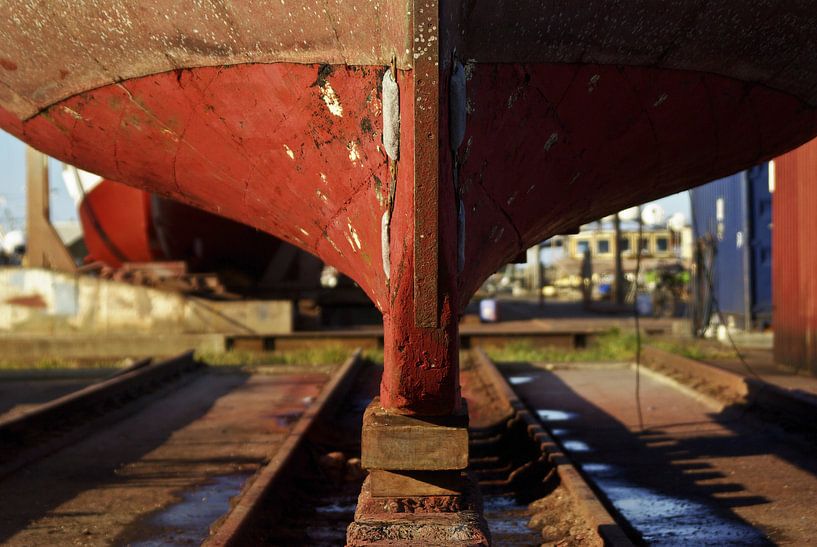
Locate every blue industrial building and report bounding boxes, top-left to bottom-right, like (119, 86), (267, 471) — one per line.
(689, 164), (773, 332)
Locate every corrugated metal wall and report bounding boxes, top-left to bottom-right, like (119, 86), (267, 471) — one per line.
(747, 165), (773, 324)
(690, 171), (748, 324)
(773, 138), (817, 376)
(690, 165), (772, 329)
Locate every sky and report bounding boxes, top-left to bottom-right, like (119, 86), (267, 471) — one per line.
(0, 130), (77, 232)
(0, 129), (691, 233)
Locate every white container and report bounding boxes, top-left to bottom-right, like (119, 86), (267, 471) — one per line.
(636, 293), (653, 316)
(479, 299), (499, 322)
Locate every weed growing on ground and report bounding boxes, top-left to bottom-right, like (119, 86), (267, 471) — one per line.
(196, 345), (373, 368)
(0, 357), (125, 371)
(485, 329), (638, 363)
(648, 338), (735, 361)
(485, 329), (735, 364)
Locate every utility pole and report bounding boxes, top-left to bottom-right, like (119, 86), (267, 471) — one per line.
(613, 212), (625, 305)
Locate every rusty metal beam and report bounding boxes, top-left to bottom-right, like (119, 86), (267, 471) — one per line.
(412, 0), (441, 328)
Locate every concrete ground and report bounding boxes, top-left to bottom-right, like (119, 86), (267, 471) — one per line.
(504, 362), (817, 545)
(0, 368), (328, 546)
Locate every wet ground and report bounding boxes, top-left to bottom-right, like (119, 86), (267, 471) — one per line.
(0, 368), (328, 545)
(505, 362), (817, 545)
(257, 367), (377, 546)
(128, 473), (251, 546)
(482, 496), (544, 545)
(460, 356), (602, 545)
(244, 355), (599, 546)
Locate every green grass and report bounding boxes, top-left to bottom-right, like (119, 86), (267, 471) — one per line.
(649, 338), (735, 361)
(485, 329), (638, 363)
(0, 345), (377, 374)
(485, 328), (737, 365)
(196, 345), (380, 368)
(0, 357), (125, 371)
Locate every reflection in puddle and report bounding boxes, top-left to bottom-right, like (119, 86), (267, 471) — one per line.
(508, 375), (533, 385)
(314, 500), (357, 515)
(272, 411), (302, 429)
(482, 496), (541, 542)
(562, 440), (592, 452)
(130, 474), (249, 546)
(305, 495), (358, 545)
(536, 409), (576, 421)
(581, 463), (613, 474)
(580, 463), (767, 545)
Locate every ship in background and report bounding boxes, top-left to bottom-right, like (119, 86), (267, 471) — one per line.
(61, 167), (377, 326)
(61, 166), (319, 290)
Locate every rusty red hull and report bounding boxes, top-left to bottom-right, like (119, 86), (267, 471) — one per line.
(3, 2), (817, 415)
(79, 180), (161, 267)
(7, 62), (816, 300)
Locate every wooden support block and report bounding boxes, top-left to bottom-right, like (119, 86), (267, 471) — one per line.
(369, 470), (468, 497)
(361, 397), (469, 471)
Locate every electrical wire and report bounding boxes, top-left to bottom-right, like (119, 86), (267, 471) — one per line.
(699, 240), (764, 382)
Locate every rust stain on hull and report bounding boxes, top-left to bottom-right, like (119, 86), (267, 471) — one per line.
(3, 3), (817, 414)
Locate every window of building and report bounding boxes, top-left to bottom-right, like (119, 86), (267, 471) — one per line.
(655, 236), (669, 252)
(619, 237), (630, 252)
(576, 240), (590, 256)
(596, 239), (611, 254)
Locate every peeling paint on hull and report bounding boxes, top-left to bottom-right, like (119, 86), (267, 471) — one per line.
(2, 59), (817, 413)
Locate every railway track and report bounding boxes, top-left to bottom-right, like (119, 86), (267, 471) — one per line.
(0, 352), (202, 480)
(0, 352), (336, 545)
(502, 357), (817, 545)
(11, 343), (805, 545)
(1, 343), (636, 545)
(206, 350), (633, 546)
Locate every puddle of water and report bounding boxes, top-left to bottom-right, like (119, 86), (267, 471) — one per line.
(508, 376), (533, 385)
(314, 500), (357, 515)
(580, 463), (768, 545)
(536, 409), (576, 422)
(561, 440), (592, 452)
(272, 411), (302, 429)
(580, 463), (613, 474)
(304, 495), (359, 545)
(130, 473), (249, 546)
(482, 495), (541, 545)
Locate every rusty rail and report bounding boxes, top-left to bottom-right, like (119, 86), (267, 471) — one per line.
(206, 348), (365, 547)
(0, 351), (201, 478)
(471, 348), (634, 546)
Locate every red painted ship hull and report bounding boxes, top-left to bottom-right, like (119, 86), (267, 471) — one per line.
(3, 1), (817, 414)
(78, 179), (161, 267)
(80, 179), (304, 285)
(10, 62), (816, 299)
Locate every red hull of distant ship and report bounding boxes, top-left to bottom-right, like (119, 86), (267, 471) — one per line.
(79, 179), (286, 280)
(78, 180), (160, 268)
